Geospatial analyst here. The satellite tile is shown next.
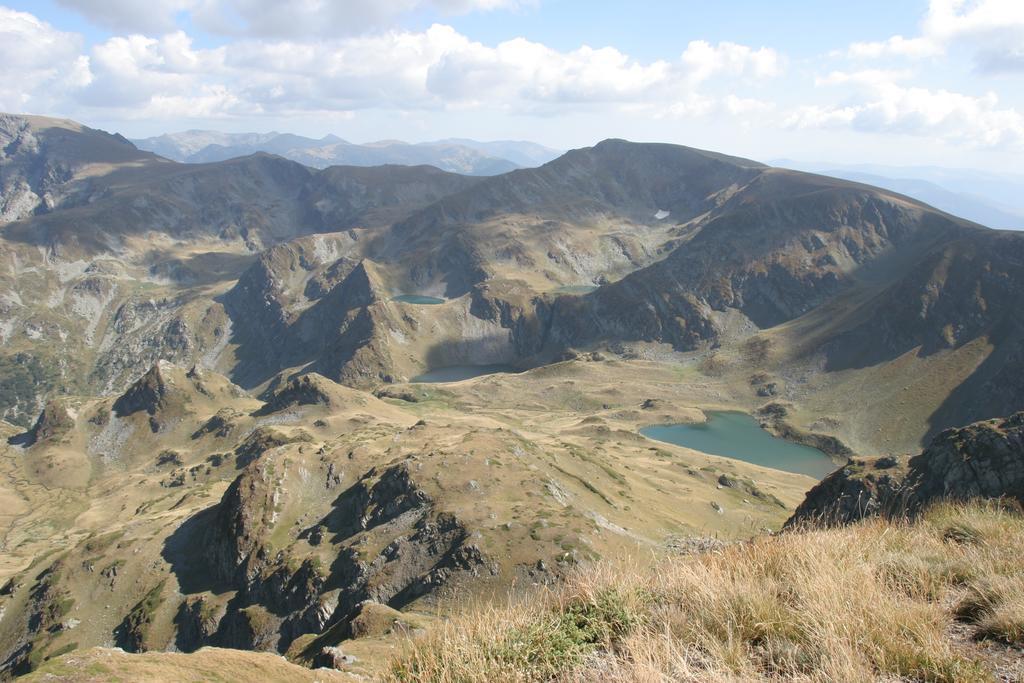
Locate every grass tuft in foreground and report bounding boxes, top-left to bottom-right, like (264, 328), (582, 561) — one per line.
(386, 501), (1024, 682)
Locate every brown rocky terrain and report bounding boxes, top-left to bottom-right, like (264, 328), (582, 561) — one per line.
(3, 112), (1024, 679)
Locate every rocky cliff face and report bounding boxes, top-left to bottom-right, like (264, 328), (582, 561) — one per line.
(787, 412), (1024, 526)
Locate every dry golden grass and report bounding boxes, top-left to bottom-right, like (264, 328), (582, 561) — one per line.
(385, 502), (1024, 682)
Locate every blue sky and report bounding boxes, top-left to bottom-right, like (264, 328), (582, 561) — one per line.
(1, 1), (1022, 172)
(443, 2), (928, 59)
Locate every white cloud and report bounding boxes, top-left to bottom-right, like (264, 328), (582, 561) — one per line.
(847, 0), (1024, 72)
(426, 38), (780, 110)
(226, 24), (469, 112)
(0, 8), (91, 112)
(680, 40), (781, 83)
(426, 37), (675, 106)
(790, 70), (1024, 148)
(79, 32), (225, 109)
(14, 17), (779, 123)
(626, 93), (775, 122)
(723, 95), (774, 116)
(42, 1), (782, 116)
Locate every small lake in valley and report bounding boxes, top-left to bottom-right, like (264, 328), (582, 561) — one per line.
(392, 294), (445, 304)
(640, 411), (839, 479)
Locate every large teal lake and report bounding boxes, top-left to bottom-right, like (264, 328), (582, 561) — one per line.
(411, 364), (518, 383)
(640, 411), (838, 479)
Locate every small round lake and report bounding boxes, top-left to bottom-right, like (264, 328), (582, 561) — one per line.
(640, 411), (839, 479)
(411, 364), (518, 383)
(392, 294), (445, 305)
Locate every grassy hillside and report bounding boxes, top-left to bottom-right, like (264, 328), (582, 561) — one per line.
(386, 502), (1024, 682)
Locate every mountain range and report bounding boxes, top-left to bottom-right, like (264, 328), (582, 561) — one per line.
(2, 112), (1024, 679)
(131, 130), (562, 176)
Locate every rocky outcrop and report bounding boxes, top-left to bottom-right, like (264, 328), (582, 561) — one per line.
(311, 306), (400, 387)
(253, 374), (339, 416)
(17, 400), (75, 446)
(717, 474), (787, 508)
(181, 457), (491, 655)
(220, 246), (305, 370)
(787, 413), (1024, 527)
(785, 455), (907, 527)
(214, 605), (281, 652)
(226, 256), (395, 388)
(192, 408), (243, 440)
(0, 559), (78, 676)
(112, 363), (171, 418)
(231, 427), (312, 468)
(898, 412), (1024, 509)
(88, 301), (211, 400)
(293, 260), (385, 345)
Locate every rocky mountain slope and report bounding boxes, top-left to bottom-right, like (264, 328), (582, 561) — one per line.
(131, 130), (560, 175)
(5, 113), (1024, 453)
(0, 114), (483, 425)
(0, 114), (165, 224)
(4, 112), (1024, 678)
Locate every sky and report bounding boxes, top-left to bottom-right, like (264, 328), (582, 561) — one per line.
(2, 0), (1023, 172)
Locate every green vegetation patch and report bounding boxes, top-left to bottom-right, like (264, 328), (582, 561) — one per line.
(0, 352), (65, 427)
(390, 588), (639, 681)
